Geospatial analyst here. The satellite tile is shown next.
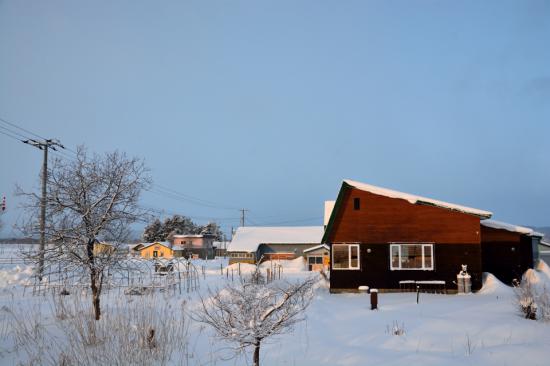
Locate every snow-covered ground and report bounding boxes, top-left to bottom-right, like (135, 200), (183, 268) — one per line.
(1, 246), (550, 365)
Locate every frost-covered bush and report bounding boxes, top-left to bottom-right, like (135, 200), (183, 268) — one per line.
(513, 271), (550, 321)
(386, 321), (405, 336)
(514, 277), (538, 320)
(536, 287), (550, 322)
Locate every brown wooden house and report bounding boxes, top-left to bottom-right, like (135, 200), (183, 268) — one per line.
(323, 180), (493, 292)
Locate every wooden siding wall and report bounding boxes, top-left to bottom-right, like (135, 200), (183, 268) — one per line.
(140, 245), (173, 259)
(480, 226), (534, 285)
(328, 188), (481, 244)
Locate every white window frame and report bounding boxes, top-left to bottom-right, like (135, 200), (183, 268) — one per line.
(332, 243), (360, 270)
(390, 243), (434, 271)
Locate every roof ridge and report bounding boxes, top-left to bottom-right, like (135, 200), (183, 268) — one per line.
(344, 179), (492, 218)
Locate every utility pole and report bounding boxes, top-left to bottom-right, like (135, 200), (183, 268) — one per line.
(239, 208), (248, 227)
(23, 139), (65, 281)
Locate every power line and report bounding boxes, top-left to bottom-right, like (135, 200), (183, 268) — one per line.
(0, 124), (29, 140)
(0, 116), (46, 141)
(148, 186), (239, 211)
(0, 128), (25, 142)
(246, 215), (323, 226)
(152, 183), (238, 210)
(139, 204), (241, 222)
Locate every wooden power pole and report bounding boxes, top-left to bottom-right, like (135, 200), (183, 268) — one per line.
(240, 208), (248, 227)
(23, 138), (65, 280)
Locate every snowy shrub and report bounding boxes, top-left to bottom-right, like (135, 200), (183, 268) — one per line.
(464, 333), (477, 356)
(513, 275), (550, 321)
(536, 286), (550, 322)
(386, 321), (405, 336)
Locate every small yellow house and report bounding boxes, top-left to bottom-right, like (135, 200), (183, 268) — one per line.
(139, 242), (173, 259)
(93, 242), (116, 256)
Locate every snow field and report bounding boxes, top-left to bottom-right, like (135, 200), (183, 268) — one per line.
(1, 251), (550, 365)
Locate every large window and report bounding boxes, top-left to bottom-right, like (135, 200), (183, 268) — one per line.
(390, 243), (433, 270)
(332, 244), (360, 270)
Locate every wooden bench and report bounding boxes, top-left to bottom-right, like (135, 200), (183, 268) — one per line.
(399, 280), (446, 294)
(416, 280), (446, 294)
(399, 280), (416, 292)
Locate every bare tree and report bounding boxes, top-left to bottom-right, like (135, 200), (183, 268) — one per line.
(194, 275), (316, 366)
(18, 147), (151, 320)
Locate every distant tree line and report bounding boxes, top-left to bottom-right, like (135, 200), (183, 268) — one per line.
(143, 215), (224, 242)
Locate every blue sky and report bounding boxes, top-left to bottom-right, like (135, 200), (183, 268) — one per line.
(1, 0), (549, 237)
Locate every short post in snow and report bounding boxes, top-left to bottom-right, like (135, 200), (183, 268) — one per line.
(370, 289), (378, 310)
(416, 285), (420, 304)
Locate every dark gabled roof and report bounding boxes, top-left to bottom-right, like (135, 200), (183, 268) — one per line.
(322, 180), (492, 243)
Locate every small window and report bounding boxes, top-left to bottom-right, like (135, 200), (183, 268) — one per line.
(353, 197), (360, 210)
(332, 244), (360, 270)
(153, 251), (158, 258)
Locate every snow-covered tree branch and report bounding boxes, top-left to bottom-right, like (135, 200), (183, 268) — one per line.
(17, 146), (152, 320)
(194, 275), (316, 366)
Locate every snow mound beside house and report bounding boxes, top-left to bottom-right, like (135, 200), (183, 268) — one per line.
(225, 262), (257, 274)
(535, 259), (550, 281)
(260, 257), (307, 273)
(478, 273), (512, 295)
(523, 268), (542, 285)
(225, 258), (308, 274)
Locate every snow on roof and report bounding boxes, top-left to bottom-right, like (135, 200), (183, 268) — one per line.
(303, 244), (330, 253)
(324, 201), (335, 226)
(172, 234), (204, 238)
(227, 226), (324, 253)
(481, 220), (534, 235)
(344, 179), (492, 218)
(139, 241), (172, 250)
